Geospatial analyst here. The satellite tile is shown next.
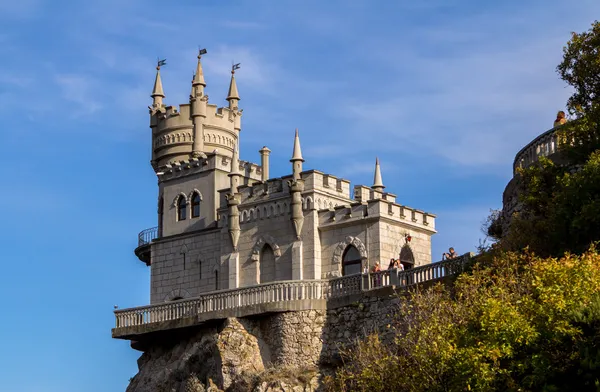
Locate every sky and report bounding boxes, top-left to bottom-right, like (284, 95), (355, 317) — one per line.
(0, 0), (598, 390)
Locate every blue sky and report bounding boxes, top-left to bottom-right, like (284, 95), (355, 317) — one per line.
(1, 0), (598, 390)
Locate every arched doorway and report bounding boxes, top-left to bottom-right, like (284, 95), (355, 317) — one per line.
(260, 244), (276, 283)
(400, 245), (415, 270)
(342, 245), (362, 275)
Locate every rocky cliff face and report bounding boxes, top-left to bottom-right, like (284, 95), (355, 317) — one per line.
(126, 293), (399, 392)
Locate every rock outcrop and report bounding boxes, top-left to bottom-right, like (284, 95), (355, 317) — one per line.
(126, 292), (400, 391)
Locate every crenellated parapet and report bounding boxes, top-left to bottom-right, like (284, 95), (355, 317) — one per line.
(155, 153), (262, 184)
(316, 196), (436, 234)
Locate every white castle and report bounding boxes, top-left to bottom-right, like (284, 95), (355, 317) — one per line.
(138, 51), (437, 304)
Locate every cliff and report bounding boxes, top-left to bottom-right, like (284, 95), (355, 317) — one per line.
(125, 290), (400, 392)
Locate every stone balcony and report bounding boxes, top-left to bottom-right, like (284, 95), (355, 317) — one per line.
(512, 125), (572, 174)
(134, 226), (158, 266)
(112, 254), (473, 343)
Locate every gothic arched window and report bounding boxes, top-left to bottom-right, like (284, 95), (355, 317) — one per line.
(177, 196), (187, 221)
(191, 192), (201, 218)
(342, 245), (362, 275)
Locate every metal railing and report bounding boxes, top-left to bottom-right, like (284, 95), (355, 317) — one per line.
(137, 226), (158, 247)
(114, 254), (472, 330)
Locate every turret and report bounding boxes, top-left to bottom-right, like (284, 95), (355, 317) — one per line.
(226, 64), (241, 110)
(288, 129), (305, 239)
(259, 146), (271, 181)
(227, 145), (242, 250)
(290, 129), (304, 181)
(151, 61), (166, 108)
(371, 157), (385, 192)
(190, 49), (208, 159)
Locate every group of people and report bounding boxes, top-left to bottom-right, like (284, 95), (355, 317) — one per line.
(361, 246), (458, 275)
(363, 259), (405, 274)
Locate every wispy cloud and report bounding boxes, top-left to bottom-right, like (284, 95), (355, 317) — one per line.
(54, 74), (102, 117)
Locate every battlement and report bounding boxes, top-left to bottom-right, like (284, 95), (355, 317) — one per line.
(301, 170), (352, 199)
(316, 197), (436, 233)
(155, 153), (262, 184)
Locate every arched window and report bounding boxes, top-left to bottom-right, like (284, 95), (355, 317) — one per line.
(260, 244), (276, 284)
(177, 196), (187, 221)
(400, 245), (415, 270)
(191, 192), (201, 218)
(158, 197), (164, 236)
(342, 245), (362, 275)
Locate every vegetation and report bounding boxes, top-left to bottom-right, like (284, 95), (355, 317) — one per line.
(485, 20), (600, 257)
(326, 20), (600, 392)
(325, 250), (600, 391)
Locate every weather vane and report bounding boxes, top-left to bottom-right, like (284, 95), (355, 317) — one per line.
(231, 62), (241, 74)
(198, 47), (207, 58)
(156, 58), (167, 70)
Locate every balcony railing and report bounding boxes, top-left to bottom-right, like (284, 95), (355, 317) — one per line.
(114, 254), (472, 330)
(513, 127), (562, 174)
(137, 226), (158, 247)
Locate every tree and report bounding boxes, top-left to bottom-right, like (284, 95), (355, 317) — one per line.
(325, 250), (600, 392)
(492, 20), (600, 257)
(557, 20), (600, 115)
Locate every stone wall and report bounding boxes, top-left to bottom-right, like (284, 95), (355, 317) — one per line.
(126, 289), (400, 392)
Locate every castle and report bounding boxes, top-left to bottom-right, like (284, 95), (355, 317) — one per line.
(131, 51), (437, 305)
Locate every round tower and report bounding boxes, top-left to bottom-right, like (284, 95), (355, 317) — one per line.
(149, 55), (243, 171)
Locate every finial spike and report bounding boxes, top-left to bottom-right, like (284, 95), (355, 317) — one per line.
(193, 49), (206, 87)
(372, 157), (385, 191)
(227, 63), (241, 102)
(229, 143), (242, 176)
(291, 128), (304, 162)
(151, 60), (165, 101)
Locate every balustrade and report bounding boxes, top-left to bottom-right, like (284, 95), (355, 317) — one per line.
(114, 255), (471, 330)
(137, 226), (158, 247)
(512, 125), (582, 174)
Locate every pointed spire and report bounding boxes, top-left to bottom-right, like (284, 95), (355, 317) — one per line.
(151, 60), (166, 106)
(229, 144), (242, 194)
(372, 157), (385, 191)
(227, 64), (241, 102)
(290, 129), (304, 162)
(193, 50), (206, 88)
(229, 144), (242, 176)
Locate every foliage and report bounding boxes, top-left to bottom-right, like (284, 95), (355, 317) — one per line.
(557, 20), (600, 115)
(498, 151), (600, 257)
(324, 250), (600, 392)
(491, 20), (600, 257)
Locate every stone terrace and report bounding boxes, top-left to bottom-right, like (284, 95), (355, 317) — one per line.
(113, 254), (472, 342)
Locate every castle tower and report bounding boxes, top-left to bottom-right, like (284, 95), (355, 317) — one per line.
(150, 56), (243, 171)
